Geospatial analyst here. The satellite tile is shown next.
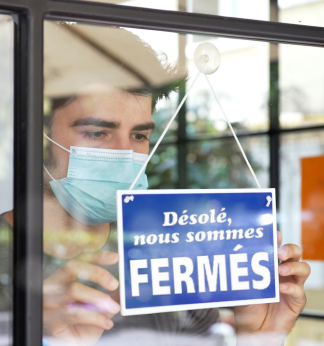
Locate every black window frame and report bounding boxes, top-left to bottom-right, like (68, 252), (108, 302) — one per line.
(0, 0), (323, 345)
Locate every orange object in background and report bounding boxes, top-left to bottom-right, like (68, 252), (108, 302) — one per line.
(301, 155), (324, 260)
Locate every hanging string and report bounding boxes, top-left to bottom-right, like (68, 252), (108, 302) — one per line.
(129, 72), (201, 190)
(205, 75), (261, 189)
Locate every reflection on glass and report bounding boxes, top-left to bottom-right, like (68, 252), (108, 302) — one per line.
(187, 136), (269, 189)
(280, 130), (324, 310)
(0, 15), (14, 346)
(146, 145), (178, 189)
(280, 44), (324, 128)
(149, 97), (178, 142)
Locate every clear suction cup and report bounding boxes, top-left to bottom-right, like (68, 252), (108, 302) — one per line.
(194, 42), (221, 75)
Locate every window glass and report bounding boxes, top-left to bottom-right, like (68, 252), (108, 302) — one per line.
(286, 317), (324, 345)
(42, 19), (318, 346)
(0, 15), (14, 346)
(44, 20), (267, 345)
(279, 0), (324, 27)
(280, 130), (324, 311)
(146, 145), (178, 189)
(149, 93), (179, 142)
(280, 130), (324, 344)
(187, 136), (269, 189)
(186, 38), (269, 137)
(279, 44), (324, 128)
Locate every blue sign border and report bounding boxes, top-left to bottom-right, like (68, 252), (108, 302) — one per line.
(117, 188), (279, 316)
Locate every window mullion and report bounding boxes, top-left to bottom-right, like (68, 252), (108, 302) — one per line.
(13, 6), (44, 346)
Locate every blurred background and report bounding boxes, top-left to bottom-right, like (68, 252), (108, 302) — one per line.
(1, 0), (324, 345)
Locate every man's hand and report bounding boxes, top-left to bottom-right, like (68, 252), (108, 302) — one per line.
(43, 251), (120, 346)
(234, 231), (310, 344)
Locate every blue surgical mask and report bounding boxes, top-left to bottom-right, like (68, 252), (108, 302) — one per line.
(44, 137), (148, 225)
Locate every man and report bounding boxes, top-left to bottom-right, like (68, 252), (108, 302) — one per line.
(1, 26), (310, 346)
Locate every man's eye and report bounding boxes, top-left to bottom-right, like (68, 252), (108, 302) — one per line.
(133, 134), (148, 141)
(84, 131), (106, 140)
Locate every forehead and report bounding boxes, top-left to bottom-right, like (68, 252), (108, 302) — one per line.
(53, 85), (153, 125)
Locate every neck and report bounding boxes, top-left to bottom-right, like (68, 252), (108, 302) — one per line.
(43, 193), (110, 259)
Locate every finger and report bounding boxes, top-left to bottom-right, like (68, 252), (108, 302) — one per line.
(279, 261), (311, 285)
(44, 283), (120, 313)
(45, 305), (114, 334)
(77, 251), (119, 266)
(278, 244), (302, 262)
(277, 231), (282, 247)
(279, 282), (307, 306)
(68, 305), (115, 330)
(44, 289), (67, 309)
(47, 260), (119, 291)
(66, 282), (120, 315)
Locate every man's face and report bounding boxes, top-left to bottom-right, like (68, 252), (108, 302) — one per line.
(49, 85), (154, 179)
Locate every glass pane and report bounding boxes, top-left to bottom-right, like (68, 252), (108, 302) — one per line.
(285, 317), (324, 345)
(146, 145), (178, 189)
(280, 43), (324, 128)
(279, 0), (324, 27)
(187, 136), (269, 189)
(149, 94), (179, 142)
(43, 19), (316, 345)
(280, 130), (324, 314)
(186, 39), (269, 137)
(0, 15), (14, 346)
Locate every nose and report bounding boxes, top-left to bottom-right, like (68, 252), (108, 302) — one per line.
(109, 134), (132, 150)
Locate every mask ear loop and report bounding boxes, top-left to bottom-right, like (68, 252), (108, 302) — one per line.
(43, 164), (56, 182)
(43, 164), (71, 212)
(43, 132), (76, 185)
(129, 71), (201, 190)
(43, 133), (76, 156)
(205, 75), (261, 189)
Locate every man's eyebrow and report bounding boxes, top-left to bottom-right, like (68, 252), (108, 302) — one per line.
(131, 122), (155, 131)
(70, 117), (120, 128)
